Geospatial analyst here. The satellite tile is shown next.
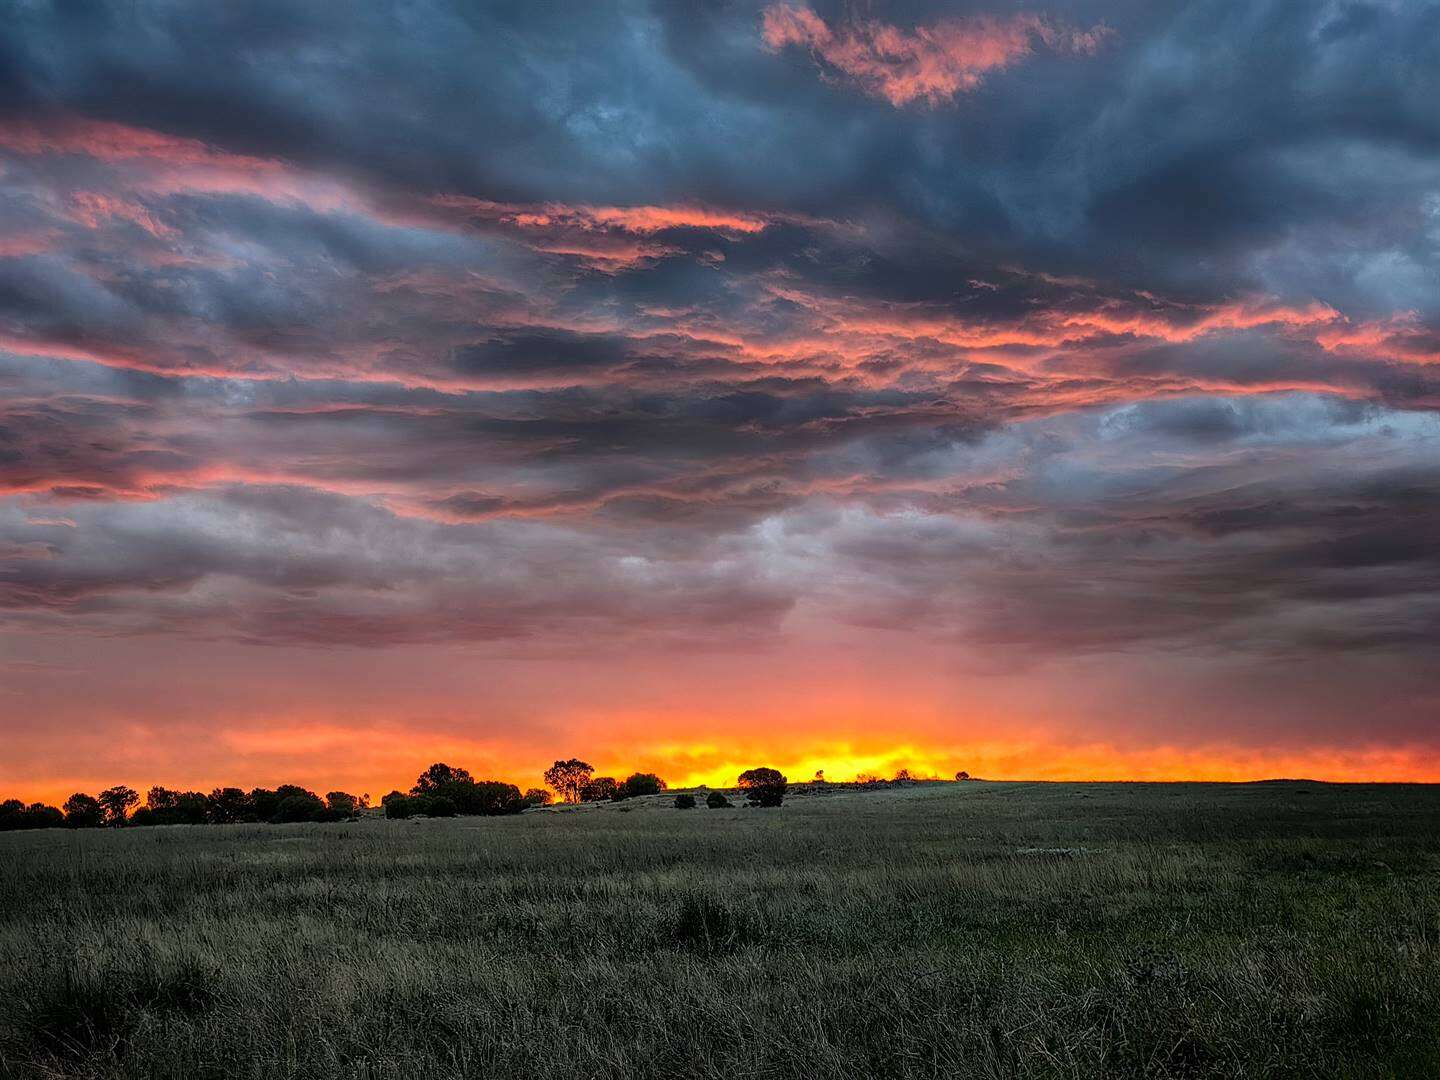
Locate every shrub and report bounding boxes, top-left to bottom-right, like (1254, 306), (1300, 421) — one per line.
(674, 794), (696, 809)
(738, 767), (787, 807)
(615, 772), (667, 800)
(671, 893), (750, 956)
(426, 795), (457, 818)
(706, 791), (732, 809)
(523, 788), (553, 807)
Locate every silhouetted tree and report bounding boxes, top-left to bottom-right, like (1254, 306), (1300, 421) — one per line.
(249, 788), (280, 822)
(582, 776), (618, 802)
(544, 759), (594, 803)
(411, 766), (525, 816)
(615, 772), (667, 800)
(63, 792), (105, 828)
(0, 799), (64, 830)
(97, 785), (139, 826)
(412, 763), (474, 796)
(954, 770), (971, 782)
(737, 768), (787, 807)
(893, 768), (915, 783)
(381, 790), (415, 819)
(470, 781), (524, 815)
(427, 795), (457, 817)
(206, 787), (252, 823)
(706, 791), (732, 809)
(326, 791), (360, 818)
(523, 788), (553, 807)
(171, 791), (209, 823)
(136, 787), (210, 826)
(674, 794), (696, 809)
(272, 790), (326, 823)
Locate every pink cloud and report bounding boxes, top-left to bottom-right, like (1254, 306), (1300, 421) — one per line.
(761, 4), (1111, 106)
(0, 115), (269, 168)
(67, 190), (178, 239)
(430, 195), (783, 236)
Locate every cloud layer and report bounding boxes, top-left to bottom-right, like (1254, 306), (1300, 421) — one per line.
(2, 0), (1439, 794)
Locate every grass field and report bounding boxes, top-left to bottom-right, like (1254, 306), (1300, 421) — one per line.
(3, 781), (1439, 1079)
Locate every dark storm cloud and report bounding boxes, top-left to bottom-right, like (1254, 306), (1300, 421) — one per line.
(777, 396), (1440, 657)
(0, 484), (796, 645)
(0, 0), (1438, 686)
(3, 0), (1436, 299)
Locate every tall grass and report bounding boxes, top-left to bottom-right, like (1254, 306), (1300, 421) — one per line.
(3, 781), (1439, 1078)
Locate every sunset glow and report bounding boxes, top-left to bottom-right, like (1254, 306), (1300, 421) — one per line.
(3, 0), (1439, 802)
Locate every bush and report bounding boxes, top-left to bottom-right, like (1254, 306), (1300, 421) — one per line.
(674, 794), (696, 809)
(671, 893), (751, 956)
(615, 772), (667, 800)
(737, 767), (787, 808)
(706, 791), (732, 809)
(426, 796), (457, 818)
(523, 788), (552, 807)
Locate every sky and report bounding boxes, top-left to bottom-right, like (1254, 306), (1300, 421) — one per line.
(2, 0), (1439, 803)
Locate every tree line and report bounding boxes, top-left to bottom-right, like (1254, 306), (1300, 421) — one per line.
(0, 760), (794, 831)
(0, 783), (371, 830)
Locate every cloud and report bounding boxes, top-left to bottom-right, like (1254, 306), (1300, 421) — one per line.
(1, 0), (1439, 789)
(761, 4), (1110, 106)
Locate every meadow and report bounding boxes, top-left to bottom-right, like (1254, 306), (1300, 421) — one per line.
(2, 781), (1439, 1079)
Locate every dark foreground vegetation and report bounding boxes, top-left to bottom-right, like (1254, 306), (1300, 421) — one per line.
(3, 781), (1439, 1079)
(2, 759), (793, 834)
(0, 759), (791, 833)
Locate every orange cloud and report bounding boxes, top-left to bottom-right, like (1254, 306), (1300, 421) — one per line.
(431, 194), (783, 236)
(761, 4), (1111, 106)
